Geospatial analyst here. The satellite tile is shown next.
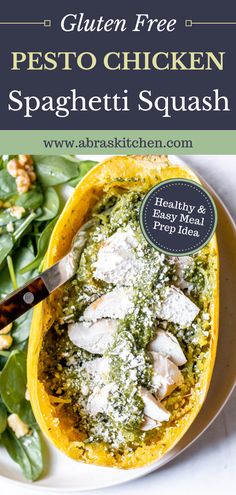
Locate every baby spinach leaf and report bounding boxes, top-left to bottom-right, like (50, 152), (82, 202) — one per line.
(33, 155), (80, 186)
(0, 246), (35, 298)
(36, 187), (60, 221)
(0, 234), (13, 267)
(0, 155), (7, 169)
(11, 310), (33, 345)
(15, 186), (44, 210)
(0, 155), (97, 481)
(0, 356), (8, 371)
(0, 212), (38, 269)
(19, 256), (44, 275)
(78, 160), (97, 177)
(18, 400), (38, 429)
(0, 350), (26, 414)
(13, 211), (37, 242)
(1, 428), (43, 481)
(60, 154), (81, 163)
(0, 402), (7, 434)
(0, 351), (10, 359)
(0, 208), (27, 227)
(54, 182), (75, 205)
(20, 216), (58, 274)
(7, 254), (17, 290)
(0, 170), (16, 200)
(67, 160), (97, 187)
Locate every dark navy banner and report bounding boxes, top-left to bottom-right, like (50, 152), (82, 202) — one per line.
(0, 0), (235, 129)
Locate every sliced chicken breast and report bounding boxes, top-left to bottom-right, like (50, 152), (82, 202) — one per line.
(68, 319), (118, 354)
(140, 387), (170, 422)
(86, 383), (113, 416)
(150, 352), (183, 400)
(149, 329), (187, 366)
(83, 287), (134, 322)
(141, 415), (160, 431)
(157, 286), (199, 327)
(94, 228), (142, 286)
(171, 256), (194, 290)
(86, 382), (170, 424)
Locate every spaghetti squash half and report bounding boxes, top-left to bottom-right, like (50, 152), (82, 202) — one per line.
(28, 155), (219, 468)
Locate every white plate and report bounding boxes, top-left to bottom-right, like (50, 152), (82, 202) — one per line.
(0, 156), (236, 492)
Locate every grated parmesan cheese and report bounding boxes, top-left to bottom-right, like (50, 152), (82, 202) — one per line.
(83, 287), (134, 322)
(93, 227), (143, 286)
(157, 286), (199, 327)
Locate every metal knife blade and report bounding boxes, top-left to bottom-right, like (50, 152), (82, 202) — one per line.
(0, 220), (94, 331)
(41, 252), (75, 294)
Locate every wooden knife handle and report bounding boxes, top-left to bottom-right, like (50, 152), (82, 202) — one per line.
(0, 276), (49, 331)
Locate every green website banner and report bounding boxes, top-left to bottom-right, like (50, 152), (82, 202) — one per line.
(0, 130), (236, 154)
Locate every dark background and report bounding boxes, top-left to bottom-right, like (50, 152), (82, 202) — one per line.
(0, 0), (235, 129)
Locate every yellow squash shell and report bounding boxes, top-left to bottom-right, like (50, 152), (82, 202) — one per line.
(28, 155), (219, 469)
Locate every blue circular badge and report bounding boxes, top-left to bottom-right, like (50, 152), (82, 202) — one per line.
(139, 179), (217, 256)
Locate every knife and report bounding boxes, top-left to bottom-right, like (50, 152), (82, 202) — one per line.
(0, 220), (93, 331)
